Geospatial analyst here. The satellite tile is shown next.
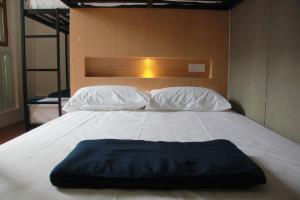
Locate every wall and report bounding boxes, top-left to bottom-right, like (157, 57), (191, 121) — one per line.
(26, 19), (68, 97)
(70, 8), (229, 96)
(0, 0), (23, 128)
(265, 0), (300, 142)
(229, 0), (268, 124)
(229, 0), (300, 143)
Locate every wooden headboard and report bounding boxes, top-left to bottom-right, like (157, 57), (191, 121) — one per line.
(70, 8), (229, 96)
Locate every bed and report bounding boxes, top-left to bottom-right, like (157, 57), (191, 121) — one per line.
(1, 109), (300, 199)
(26, 0), (69, 9)
(26, 0), (240, 9)
(26, 0), (162, 9)
(29, 97), (69, 124)
(13, 2), (299, 197)
(28, 90), (70, 124)
(22, 0), (70, 129)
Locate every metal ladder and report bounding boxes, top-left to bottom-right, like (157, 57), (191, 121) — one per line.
(20, 5), (68, 130)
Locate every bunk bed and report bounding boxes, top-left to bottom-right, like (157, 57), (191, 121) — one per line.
(20, 0), (241, 131)
(20, 0), (70, 130)
(8, 1), (300, 200)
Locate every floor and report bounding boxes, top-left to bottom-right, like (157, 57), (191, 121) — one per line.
(0, 121), (26, 145)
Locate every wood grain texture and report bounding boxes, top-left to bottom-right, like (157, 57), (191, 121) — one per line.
(85, 57), (211, 78)
(0, 121), (25, 144)
(70, 8), (229, 96)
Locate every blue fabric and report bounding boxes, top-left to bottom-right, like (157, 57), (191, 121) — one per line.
(28, 97), (45, 102)
(48, 89), (70, 98)
(50, 139), (266, 189)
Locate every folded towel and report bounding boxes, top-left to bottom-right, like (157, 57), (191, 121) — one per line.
(50, 139), (266, 189)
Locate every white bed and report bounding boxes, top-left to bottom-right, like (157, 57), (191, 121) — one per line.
(26, 0), (176, 9)
(26, 0), (162, 9)
(29, 98), (68, 124)
(26, 0), (69, 9)
(1, 110), (300, 200)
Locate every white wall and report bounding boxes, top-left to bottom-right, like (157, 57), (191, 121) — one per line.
(26, 19), (68, 97)
(0, 0), (23, 128)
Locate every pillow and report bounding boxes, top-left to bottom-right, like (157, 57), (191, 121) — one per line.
(63, 86), (149, 112)
(146, 87), (231, 112)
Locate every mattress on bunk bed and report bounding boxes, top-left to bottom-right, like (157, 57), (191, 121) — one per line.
(26, 0), (167, 9)
(27, 0), (69, 9)
(1, 111), (300, 200)
(29, 97), (68, 124)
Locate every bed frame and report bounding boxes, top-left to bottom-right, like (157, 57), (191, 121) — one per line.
(20, 0), (70, 130)
(20, 0), (241, 131)
(61, 0), (242, 10)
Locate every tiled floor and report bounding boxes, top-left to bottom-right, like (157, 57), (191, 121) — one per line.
(0, 121), (26, 144)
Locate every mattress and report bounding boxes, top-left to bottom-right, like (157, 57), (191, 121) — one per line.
(1, 111), (300, 199)
(27, 0), (69, 9)
(26, 0), (167, 9)
(29, 98), (68, 124)
(26, 0), (224, 9)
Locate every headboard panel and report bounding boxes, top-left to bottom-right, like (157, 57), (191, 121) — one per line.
(70, 8), (229, 96)
(85, 57), (212, 78)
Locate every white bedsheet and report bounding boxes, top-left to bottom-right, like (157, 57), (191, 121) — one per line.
(1, 111), (300, 200)
(26, 0), (167, 9)
(29, 98), (68, 124)
(27, 0), (69, 9)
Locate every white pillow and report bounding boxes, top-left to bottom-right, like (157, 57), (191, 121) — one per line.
(63, 86), (149, 112)
(146, 87), (231, 112)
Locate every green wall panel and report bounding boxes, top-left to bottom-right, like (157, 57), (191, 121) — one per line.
(229, 0), (300, 143)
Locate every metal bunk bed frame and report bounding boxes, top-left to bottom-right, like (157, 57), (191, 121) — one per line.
(61, 0), (242, 10)
(20, 0), (241, 131)
(20, 0), (70, 131)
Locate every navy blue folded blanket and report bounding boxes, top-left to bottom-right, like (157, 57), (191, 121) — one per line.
(50, 139), (266, 189)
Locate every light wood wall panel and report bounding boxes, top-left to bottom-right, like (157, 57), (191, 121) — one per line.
(70, 8), (229, 96)
(85, 57), (211, 78)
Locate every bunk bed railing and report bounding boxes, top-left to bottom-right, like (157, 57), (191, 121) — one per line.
(20, 0), (70, 130)
(24, 9), (69, 34)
